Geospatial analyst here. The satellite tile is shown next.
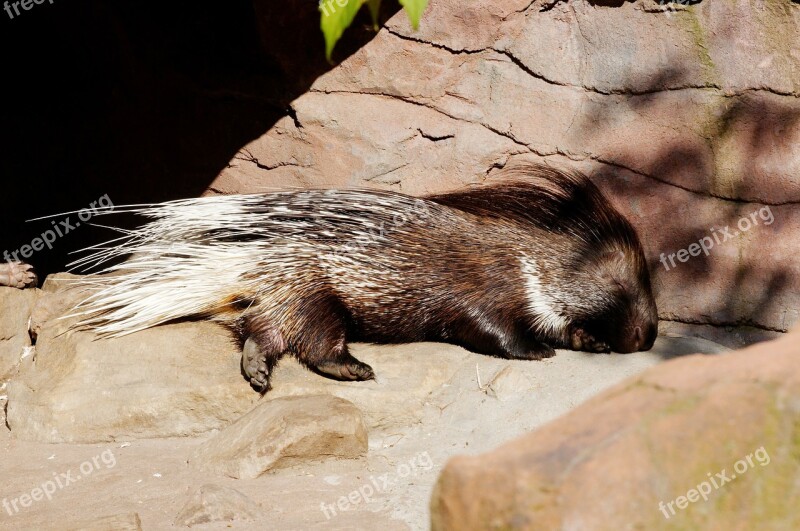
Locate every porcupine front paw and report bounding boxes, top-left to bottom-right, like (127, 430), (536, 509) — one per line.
(242, 336), (271, 392)
(570, 328), (611, 353)
(314, 355), (375, 381)
(0, 261), (37, 288)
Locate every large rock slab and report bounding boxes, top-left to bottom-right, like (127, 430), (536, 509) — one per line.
(430, 327), (800, 529)
(212, 0), (800, 337)
(191, 395), (368, 479)
(0, 330), (731, 530)
(65, 513), (142, 531)
(9, 272), (721, 445)
(6, 276), (258, 443)
(174, 484), (265, 527)
(266, 342), (472, 431)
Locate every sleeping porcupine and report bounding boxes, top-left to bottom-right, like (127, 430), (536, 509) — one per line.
(69, 163), (658, 392)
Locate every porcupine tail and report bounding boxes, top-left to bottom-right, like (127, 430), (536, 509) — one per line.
(65, 194), (279, 337)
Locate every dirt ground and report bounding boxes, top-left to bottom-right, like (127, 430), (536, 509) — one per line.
(0, 334), (728, 530)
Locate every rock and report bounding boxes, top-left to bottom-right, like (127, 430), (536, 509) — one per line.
(658, 321), (780, 350)
(191, 395), (368, 479)
(430, 328), (800, 529)
(267, 342), (471, 431)
(25, 273), (92, 346)
(65, 512), (142, 531)
(485, 365), (535, 402)
(0, 287), (40, 380)
(174, 484), (264, 527)
(6, 277), (258, 443)
(209, 0), (800, 337)
(643, 333), (730, 358)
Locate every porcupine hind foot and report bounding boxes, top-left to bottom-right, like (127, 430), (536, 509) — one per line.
(293, 294), (375, 382)
(302, 332), (376, 381)
(0, 261), (37, 288)
(454, 317), (557, 361)
(503, 339), (557, 360)
(493, 330), (557, 360)
(314, 352), (375, 381)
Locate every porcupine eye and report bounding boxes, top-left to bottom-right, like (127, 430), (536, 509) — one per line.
(591, 274), (655, 354)
(567, 262), (635, 353)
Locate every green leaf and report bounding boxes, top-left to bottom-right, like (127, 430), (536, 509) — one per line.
(366, 0), (382, 30)
(398, 0), (429, 30)
(320, 0), (365, 61)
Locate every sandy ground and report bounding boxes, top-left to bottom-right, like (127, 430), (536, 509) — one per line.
(0, 334), (729, 530)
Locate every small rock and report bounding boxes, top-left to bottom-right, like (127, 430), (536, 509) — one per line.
(267, 342), (471, 431)
(486, 366), (535, 401)
(174, 484), (264, 527)
(192, 395), (368, 479)
(29, 272), (86, 340)
(65, 512), (142, 531)
(0, 287), (40, 380)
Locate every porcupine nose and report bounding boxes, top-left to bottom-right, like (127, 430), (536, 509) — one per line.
(633, 323), (657, 352)
(634, 326), (643, 350)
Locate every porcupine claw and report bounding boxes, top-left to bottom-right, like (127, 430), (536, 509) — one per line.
(315, 359), (375, 381)
(570, 328), (611, 353)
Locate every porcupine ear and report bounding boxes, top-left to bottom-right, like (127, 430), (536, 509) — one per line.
(596, 250), (628, 290)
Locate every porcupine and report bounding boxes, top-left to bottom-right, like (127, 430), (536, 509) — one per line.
(67, 163), (658, 392)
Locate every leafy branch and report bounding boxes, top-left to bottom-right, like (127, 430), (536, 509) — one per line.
(319, 0), (429, 61)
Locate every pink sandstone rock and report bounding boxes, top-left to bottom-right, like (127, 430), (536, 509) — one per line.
(430, 326), (800, 529)
(211, 0), (800, 337)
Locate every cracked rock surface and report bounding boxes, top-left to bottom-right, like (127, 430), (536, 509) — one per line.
(211, 0), (800, 338)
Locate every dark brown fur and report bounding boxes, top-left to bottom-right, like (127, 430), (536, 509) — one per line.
(234, 164), (658, 391)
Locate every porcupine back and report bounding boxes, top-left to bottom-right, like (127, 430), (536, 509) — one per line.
(67, 189), (481, 337)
